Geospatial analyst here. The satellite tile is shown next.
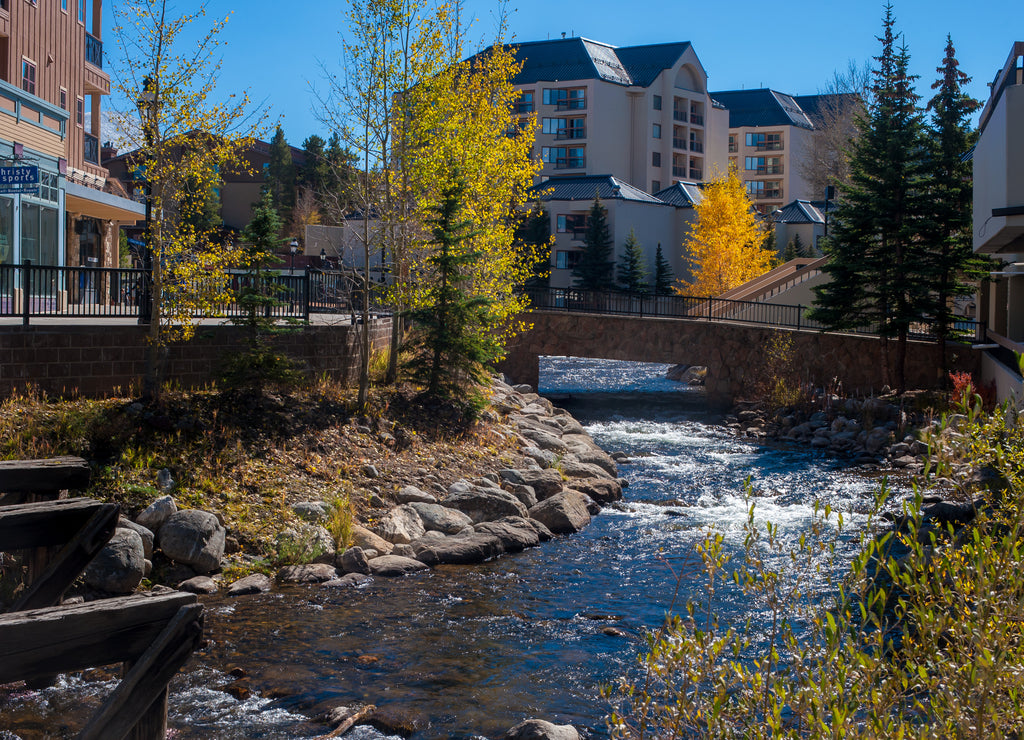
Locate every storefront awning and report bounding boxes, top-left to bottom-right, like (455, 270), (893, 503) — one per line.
(64, 181), (146, 223)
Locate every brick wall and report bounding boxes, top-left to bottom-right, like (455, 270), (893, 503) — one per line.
(0, 318), (393, 398)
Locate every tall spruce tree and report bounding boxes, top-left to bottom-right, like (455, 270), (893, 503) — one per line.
(617, 228), (648, 293)
(404, 174), (496, 400)
(809, 4), (930, 392)
(572, 196), (615, 291)
(298, 134), (329, 194)
(653, 243), (674, 295)
(515, 201), (551, 289)
(265, 126), (295, 226)
(923, 35), (991, 382)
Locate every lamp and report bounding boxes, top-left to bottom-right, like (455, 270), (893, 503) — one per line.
(290, 238), (299, 275)
(320, 248), (327, 267)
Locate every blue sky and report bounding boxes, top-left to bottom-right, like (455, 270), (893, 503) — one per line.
(103, 0), (1022, 147)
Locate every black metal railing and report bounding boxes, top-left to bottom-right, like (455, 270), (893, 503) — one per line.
(84, 133), (99, 165)
(673, 138), (686, 150)
(554, 157), (585, 169)
(555, 99), (586, 111)
(555, 127), (586, 140)
(690, 113), (704, 126)
(520, 287), (986, 343)
(85, 33), (103, 69)
(690, 141), (703, 153)
(0, 262), (389, 325)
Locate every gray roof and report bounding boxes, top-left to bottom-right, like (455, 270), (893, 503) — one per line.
(654, 181), (703, 208)
(773, 199), (828, 224)
(529, 175), (668, 205)
(709, 89), (815, 130)
(493, 37), (692, 88)
(791, 93), (861, 123)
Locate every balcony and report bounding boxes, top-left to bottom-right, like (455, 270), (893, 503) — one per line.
(755, 189), (782, 200)
(555, 99), (586, 111)
(673, 110), (687, 122)
(85, 33), (103, 69)
(755, 142), (784, 152)
(690, 168), (703, 180)
(554, 157), (585, 169)
(689, 113), (704, 126)
(728, 143), (738, 153)
(84, 133), (99, 165)
(555, 127), (586, 140)
(672, 138), (686, 150)
(689, 141), (703, 153)
(0, 79), (67, 161)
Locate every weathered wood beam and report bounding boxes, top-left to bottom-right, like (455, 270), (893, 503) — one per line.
(78, 603), (204, 740)
(9, 503), (119, 612)
(0, 456), (90, 494)
(0, 591), (198, 684)
(0, 498), (114, 551)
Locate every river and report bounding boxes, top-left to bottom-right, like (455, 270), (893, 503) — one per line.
(0, 358), (904, 739)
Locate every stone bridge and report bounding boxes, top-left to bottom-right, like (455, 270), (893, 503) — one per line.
(500, 311), (981, 406)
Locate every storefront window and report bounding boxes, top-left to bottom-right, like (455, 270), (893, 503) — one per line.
(21, 203), (59, 266)
(0, 197), (12, 264)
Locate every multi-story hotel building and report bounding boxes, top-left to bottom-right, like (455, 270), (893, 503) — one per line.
(710, 89), (834, 213)
(973, 41), (1024, 400)
(0, 0), (142, 276)
(508, 37), (729, 194)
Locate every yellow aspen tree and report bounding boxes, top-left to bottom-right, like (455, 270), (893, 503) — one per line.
(677, 168), (775, 297)
(404, 25), (541, 357)
(111, 0), (267, 401)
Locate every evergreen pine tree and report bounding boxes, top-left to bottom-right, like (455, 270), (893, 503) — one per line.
(322, 132), (357, 224)
(404, 173), (497, 401)
(572, 196), (615, 291)
(922, 35), (992, 381)
(654, 243), (674, 295)
(617, 228), (648, 293)
(298, 134), (329, 195)
(514, 201), (551, 289)
(809, 4), (930, 392)
(222, 190), (300, 397)
(265, 126), (295, 225)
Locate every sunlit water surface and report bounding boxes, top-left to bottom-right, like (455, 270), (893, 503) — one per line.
(0, 358), (902, 739)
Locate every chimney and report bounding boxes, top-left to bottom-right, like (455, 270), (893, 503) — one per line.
(561, 32), (566, 39)
(100, 142), (118, 162)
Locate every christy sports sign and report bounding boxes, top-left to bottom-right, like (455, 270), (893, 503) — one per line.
(0, 166), (39, 194)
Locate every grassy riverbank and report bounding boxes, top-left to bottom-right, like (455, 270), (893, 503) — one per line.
(0, 380), (526, 562)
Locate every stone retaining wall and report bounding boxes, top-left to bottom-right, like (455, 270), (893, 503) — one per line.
(0, 318), (392, 398)
(501, 312), (981, 406)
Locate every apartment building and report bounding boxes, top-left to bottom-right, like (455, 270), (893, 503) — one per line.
(972, 41), (1024, 400)
(0, 0), (142, 275)
(508, 37), (729, 194)
(710, 89), (830, 213)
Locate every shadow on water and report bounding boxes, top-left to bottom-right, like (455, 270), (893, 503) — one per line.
(0, 359), (903, 740)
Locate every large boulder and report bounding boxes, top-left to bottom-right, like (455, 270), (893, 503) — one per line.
(157, 510), (225, 574)
(117, 517), (154, 560)
(275, 523), (335, 563)
(518, 427), (568, 453)
(517, 469), (564, 500)
(558, 460), (613, 480)
(351, 525), (394, 555)
(411, 533), (503, 566)
(502, 483), (538, 508)
(522, 447), (559, 470)
(276, 563), (339, 584)
(569, 478), (622, 505)
(571, 449), (618, 477)
(227, 573), (272, 596)
(408, 502), (474, 534)
(367, 554), (430, 577)
(529, 491), (592, 534)
(83, 528), (146, 594)
(443, 489), (529, 523)
(135, 495), (176, 532)
(375, 505), (426, 545)
(339, 546), (371, 575)
(394, 485), (437, 504)
(504, 719), (580, 740)
(474, 520), (540, 552)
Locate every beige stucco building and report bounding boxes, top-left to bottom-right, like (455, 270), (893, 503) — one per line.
(973, 42), (1024, 401)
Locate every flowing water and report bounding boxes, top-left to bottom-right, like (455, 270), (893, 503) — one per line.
(0, 358), (905, 740)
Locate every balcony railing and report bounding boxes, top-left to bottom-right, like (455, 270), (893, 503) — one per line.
(728, 143), (738, 153)
(754, 190), (783, 200)
(673, 110), (687, 122)
(85, 33), (103, 69)
(755, 142), (784, 151)
(690, 141), (703, 153)
(756, 165), (783, 175)
(690, 168), (703, 179)
(689, 113), (704, 126)
(554, 157), (586, 169)
(555, 99), (586, 111)
(555, 127), (586, 140)
(672, 165), (686, 178)
(84, 133), (99, 165)
(516, 102), (534, 114)
(672, 138), (686, 150)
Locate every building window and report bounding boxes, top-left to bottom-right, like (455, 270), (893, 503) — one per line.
(651, 180), (661, 193)
(79, 0), (86, 23)
(542, 117), (566, 135)
(20, 202), (59, 268)
(21, 59), (35, 94)
(555, 250), (581, 270)
(61, 0), (67, 10)
(0, 197), (12, 265)
(652, 152), (661, 167)
(543, 87), (585, 110)
(517, 91), (534, 114)
(76, 97), (84, 126)
(59, 88), (67, 109)
(653, 95), (662, 110)
(728, 134), (737, 153)
(652, 123), (661, 139)
(556, 214), (588, 238)
(542, 146), (584, 169)
(38, 171), (58, 202)
(745, 132), (783, 151)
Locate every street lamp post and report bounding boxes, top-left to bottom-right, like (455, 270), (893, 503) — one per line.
(320, 248), (327, 268)
(290, 238), (299, 275)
